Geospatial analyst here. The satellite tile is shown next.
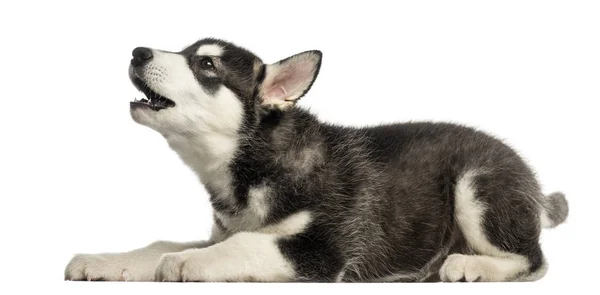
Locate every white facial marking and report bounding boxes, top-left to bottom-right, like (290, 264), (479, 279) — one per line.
(138, 51), (200, 105)
(196, 44), (224, 56)
(130, 50), (240, 134)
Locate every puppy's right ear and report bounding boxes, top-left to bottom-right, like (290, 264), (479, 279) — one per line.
(258, 50), (322, 110)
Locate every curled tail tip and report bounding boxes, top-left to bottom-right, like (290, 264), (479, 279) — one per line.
(541, 191), (569, 229)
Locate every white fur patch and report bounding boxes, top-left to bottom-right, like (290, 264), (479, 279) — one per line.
(196, 44), (223, 56)
(155, 232), (295, 282)
(449, 170), (530, 281)
(335, 267), (348, 282)
(214, 184), (272, 231)
(163, 86), (243, 210)
(284, 145), (324, 177)
(155, 211), (311, 281)
(248, 184), (271, 220)
(454, 170), (497, 255)
(259, 211), (312, 236)
(540, 205), (553, 228)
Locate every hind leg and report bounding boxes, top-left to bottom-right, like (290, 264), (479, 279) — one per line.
(440, 170), (546, 282)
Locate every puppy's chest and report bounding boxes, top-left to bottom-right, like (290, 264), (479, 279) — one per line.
(214, 183), (273, 233)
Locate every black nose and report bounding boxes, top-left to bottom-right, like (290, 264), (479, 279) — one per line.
(131, 47), (153, 66)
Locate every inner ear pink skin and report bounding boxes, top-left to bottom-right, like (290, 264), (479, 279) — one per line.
(264, 86), (287, 103)
(263, 60), (316, 103)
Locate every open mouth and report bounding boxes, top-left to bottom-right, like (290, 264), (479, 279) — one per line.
(130, 77), (176, 111)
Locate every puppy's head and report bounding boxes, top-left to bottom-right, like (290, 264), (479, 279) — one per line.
(129, 38), (322, 136)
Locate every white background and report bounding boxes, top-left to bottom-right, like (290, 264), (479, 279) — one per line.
(0, 0), (598, 294)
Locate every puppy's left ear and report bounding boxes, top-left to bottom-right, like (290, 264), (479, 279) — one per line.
(258, 50), (322, 110)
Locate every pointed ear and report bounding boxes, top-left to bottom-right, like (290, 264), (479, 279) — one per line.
(258, 50), (322, 110)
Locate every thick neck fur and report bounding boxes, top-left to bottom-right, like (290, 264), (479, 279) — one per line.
(164, 107), (323, 217)
(165, 129), (240, 206)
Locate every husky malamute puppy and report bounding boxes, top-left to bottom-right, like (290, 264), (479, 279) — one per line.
(65, 38), (568, 282)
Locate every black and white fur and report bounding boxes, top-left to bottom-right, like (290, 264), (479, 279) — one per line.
(65, 38), (569, 282)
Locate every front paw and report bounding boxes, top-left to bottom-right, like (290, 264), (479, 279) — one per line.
(65, 254), (128, 281)
(155, 253), (205, 282)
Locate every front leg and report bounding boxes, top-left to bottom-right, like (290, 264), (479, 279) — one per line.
(65, 240), (212, 281)
(155, 227), (344, 282)
(155, 232), (296, 282)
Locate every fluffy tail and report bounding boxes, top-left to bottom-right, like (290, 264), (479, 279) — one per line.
(540, 192), (569, 229)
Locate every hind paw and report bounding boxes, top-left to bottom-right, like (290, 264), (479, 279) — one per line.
(440, 254), (504, 282)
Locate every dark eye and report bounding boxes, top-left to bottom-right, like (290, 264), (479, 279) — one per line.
(199, 57), (214, 69)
